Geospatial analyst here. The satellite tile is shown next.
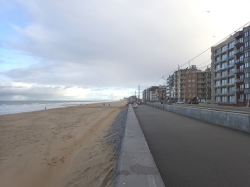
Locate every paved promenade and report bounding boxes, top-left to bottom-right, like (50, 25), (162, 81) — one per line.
(134, 104), (250, 187)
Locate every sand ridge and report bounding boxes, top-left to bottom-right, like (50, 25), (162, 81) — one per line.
(0, 101), (127, 187)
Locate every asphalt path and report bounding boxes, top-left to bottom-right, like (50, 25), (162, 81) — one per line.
(134, 104), (250, 187)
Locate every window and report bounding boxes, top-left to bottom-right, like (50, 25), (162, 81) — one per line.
(245, 73), (250, 78)
(215, 49), (220, 54)
(229, 96), (235, 103)
(216, 97), (220, 102)
(228, 41), (234, 49)
(216, 65), (220, 70)
(221, 71), (227, 77)
(222, 54), (227, 60)
(245, 41), (250, 48)
(192, 79), (195, 82)
(215, 56), (220, 62)
(245, 62), (250, 68)
(222, 63), (227, 68)
(228, 50), (234, 57)
(246, 94), (250, 99)
(188, 79), (191, 82)
(222, 88), (227, 94)
(228, 78), (234, 84)
(221, 45), (227, 52)
(244, 31), (250, 37)
(216, 80), (220, 86)
(240, 94), (244, 99)
(229, 87), (234, 92)
(245, 51), (250, 58)
(221, 96), (227, 102)
(229, 68), (234, 74)
(228, 59), (235, 66)
(222, 79), (227, 85)
(245, 83), (250, 88)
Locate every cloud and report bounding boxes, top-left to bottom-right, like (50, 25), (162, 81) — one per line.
(1, 0), (250, 100)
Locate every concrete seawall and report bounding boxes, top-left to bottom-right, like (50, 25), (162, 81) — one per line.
(114, 104), (165, 187)
(147, 102), (250, 133)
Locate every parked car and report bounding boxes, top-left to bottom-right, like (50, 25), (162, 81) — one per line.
(176, 101), (184, 104)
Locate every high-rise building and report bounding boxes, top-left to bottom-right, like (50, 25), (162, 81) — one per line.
(211, 24), (250, 106)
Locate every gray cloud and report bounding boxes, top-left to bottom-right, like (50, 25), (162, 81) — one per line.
(2, 0), (248, 100)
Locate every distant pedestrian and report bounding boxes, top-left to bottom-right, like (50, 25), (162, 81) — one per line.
(109, 104), (110, 107)
(45, 107), (46, 110)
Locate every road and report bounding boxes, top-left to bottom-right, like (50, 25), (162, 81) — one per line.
(134, 104), (250, 187)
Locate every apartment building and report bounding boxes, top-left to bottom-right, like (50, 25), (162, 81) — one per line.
(166, 75), (174, 101)
(167, 66), (211, 102)
(211, 25), (250, 106)
(143, 86), (158, 102)
(187, 67), (211, 102)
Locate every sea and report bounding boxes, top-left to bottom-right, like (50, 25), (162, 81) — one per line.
(0, 100), (107, 116)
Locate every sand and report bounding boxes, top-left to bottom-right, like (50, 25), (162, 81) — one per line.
(0, 101), (127, 187)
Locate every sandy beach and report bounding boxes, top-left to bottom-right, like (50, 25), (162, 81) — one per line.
(0, 101), (127, 187)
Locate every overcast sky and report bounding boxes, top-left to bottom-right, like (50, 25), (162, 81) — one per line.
(0, 0), (250, 100)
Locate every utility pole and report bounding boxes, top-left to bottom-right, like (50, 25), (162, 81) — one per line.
(138, 85), (140, 101)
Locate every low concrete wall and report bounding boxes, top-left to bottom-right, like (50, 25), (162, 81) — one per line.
(147, 102), (250, 133)
(114, 104), (165, 187)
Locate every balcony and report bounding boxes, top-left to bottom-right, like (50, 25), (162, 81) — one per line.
(197, 80), (205, 83)
(236, 88), (244, 92)
(214, 60), (221, 64)
(234, 39), (243, 47)
(244, 66), (250, 73)
(221, 66), (227, 70)
(215, 84), (221, 87)
(221, 58), (227, 62)
(228, 91), (235, 95)
(198, 90), (205, 93)
(221, 50), (227, 55)
(235, 78), (244, 83)
(234, 48), (244, 55)
(235, 58), (244, 64)
(227, 54), (235, 60)
(234, 69), (244, 74)
(244, 77), (250, 83)
(227, 82), (235, 86)
(213, 52), (221, 57)
(214, 76), (221, 80)
(227, 72), (234, 77)
(214, 68), (221, 72)
(221, 74), (228, 78)
(245, 45), (250, 50)
(244, 57), (250, 63)
(244, 88), (250, 94)
(227, 64), (235, 69)
(234, 31), (243, 38)
(215, 92), (221, 95)
(238, 99), (244, 103)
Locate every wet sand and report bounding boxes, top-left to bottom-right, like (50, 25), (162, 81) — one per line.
(0, 101), (127, 187)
